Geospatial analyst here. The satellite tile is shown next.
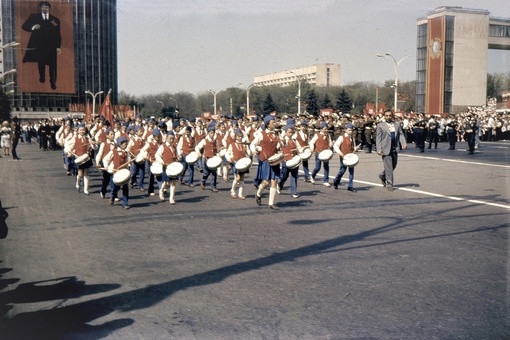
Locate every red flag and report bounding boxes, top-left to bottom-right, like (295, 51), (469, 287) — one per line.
(98, 89), (114, 124)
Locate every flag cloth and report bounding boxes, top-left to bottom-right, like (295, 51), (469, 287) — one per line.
(98, 89), (114, 124)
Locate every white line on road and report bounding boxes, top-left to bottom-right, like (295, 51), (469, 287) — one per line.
(401, 154), (510, 169)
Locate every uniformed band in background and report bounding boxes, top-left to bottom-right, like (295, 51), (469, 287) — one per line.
(5, 101), (509, 210)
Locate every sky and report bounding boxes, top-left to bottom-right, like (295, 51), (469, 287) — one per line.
(116, 0), (510, 96)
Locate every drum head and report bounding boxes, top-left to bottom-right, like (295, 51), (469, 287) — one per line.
(318, 149), (333, 161)
(75, 154), (90, 165)
(166, 162), (185, 177)
(150, 163), (163, 175)
(343, 153), (359, 167)
(206, 156), (222, 170)
(299, 149), (312, 160)
(286, 155), (302, 169)
(113, 169), (131, 185)
(268, 153), (284, 166)
(185, 151), (199, 165)
(235, 157), (252, 172)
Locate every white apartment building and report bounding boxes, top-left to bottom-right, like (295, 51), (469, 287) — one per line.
(253, 64), (341, 87)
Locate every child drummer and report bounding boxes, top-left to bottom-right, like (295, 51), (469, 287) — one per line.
(104, 136), (131, 209)
(226, 129), (251, 199)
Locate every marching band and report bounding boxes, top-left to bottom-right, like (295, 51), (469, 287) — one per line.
(46, 113), (375, 211)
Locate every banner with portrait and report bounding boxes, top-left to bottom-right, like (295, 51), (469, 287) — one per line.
(16, 0), (75, 94)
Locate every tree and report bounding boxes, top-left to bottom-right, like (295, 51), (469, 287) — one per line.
(335, 89), (353, 113)
(306, 89), (320, 116)
(263, 93), (278, 115)
(321, 93), (333, 109)
(0, 87), (11, 122)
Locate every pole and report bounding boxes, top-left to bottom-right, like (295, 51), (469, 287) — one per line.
(377, 53), (408, 112)
(85, 90), (104, 118)
(288, 71), (301, 115)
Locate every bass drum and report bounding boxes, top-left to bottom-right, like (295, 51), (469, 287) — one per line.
(318, 149), (333, 161)
(342, 153), (359, 167)
(206, 156), (223, 170)
(166, 162), (185, 178)
(185, 151), (199, 165)
(150, 163), (163, 175)
(267, 152), (284, 166)
(286, 155), (302, 169)
(113, 169), (131, 186)
(235, 157), (252, 172)
(74, 153), (90, 165)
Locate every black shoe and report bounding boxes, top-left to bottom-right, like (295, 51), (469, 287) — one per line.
(333, 182), (339, 190)
(269, 205), (280, 210)
(378, 174), (386, 187)
(39, 77), (45, 83)
(347, 187), (357, 192)
(255, 194), (262, 206)
(109, 198), (114, 205)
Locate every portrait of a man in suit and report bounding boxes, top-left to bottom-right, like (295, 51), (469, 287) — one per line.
(21, 1), (61, 90)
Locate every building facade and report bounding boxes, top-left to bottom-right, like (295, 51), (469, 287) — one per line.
(415, 6), (510, 115)
(253, 64), (341, 88)
(0, 0), (117, 119)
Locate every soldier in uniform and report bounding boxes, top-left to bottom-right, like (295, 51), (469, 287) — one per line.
(446, 115), (458, 150)
(427, 116), (440, 149)
(414, 113), (427, 153)
(363, 115), (375, 153)
(463, 115), (478, 155)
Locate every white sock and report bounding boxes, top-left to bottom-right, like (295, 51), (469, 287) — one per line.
(238, 181), (244, 196)
(268, 187), (276, 205)
(231, 178), (238, 193)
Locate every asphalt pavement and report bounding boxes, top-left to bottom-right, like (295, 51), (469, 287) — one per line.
(1, 140), (509, 339)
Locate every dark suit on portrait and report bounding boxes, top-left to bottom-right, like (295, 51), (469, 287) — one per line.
(22, 11), (61, 90)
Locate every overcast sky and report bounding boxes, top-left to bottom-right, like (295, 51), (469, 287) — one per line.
(116, 0), (510, 96)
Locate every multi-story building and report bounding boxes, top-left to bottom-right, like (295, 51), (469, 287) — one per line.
(1, 0), (117, 119)
(253, 64), (341, 88)
(415, 6), (510, 115)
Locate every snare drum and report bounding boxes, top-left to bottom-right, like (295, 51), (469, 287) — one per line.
(166, 162), (185, 178)
(299, 148), (312, 160)
(268, 152), (284, 166)
(113, 169), (131, 186)
(285, 155), (302, 169)
(206, 156), (223, 170)
(134, 151), (147, 164)
(342, 153), (359, 167)
(318, 149), (333, 161)
(235, 157), (252, 172)
(74, 153), (90, 165)
(150, 163), (163, 175)
(185, 151), (199, 165)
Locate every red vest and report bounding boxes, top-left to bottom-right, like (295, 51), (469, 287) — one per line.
(148, 141), (160, 163)
(282, 138), (298, 161)
(162, 143), (177, 164)
(74, 136), (89, 156)
(231, 141), (246, 162)
(314, 133), (330, 152)
(295, 131), (308, 148)
(339, 135), (354, 155)
(203, 137), (218, 158)
(194, 127), (205, 143)
(131, 137), (145, 156)
(258, 130), (279, 161)
(181, 135), (195, 155)
(113, 149), (128, 170)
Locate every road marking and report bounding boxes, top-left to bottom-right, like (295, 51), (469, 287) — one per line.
(401, 154), (510, 169)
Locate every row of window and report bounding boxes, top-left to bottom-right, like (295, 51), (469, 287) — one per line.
(489, 24), (510, 38)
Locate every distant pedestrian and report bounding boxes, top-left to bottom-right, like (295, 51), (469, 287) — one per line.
(376, 110), (407, 191)
(1, 121), (12, 157)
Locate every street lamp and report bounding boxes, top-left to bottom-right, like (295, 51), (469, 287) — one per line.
(377, 52), (409, 111)
(208, 90), (217, 116)
(236, 82), (254, 116)
(287, 71), (301, 115)
(169, 97), (178, 109)
(156, 100), (165, 108)
(0, 69), (17, 81)
(85, 90), (104, 118)
(1, 42), (20, 49)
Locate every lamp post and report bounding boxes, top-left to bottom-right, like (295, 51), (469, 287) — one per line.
(0, 68), (17, 81)
(169, 97), (178, 109)
(85, 90), (104, 118)
(208, 90), (217, 116)
(287, 71), (301, 115)
(377, 52), (408, 111)
(236, 82), (254, 116)
(156, 100), (165, 108)
(1, 42), (20, 49)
